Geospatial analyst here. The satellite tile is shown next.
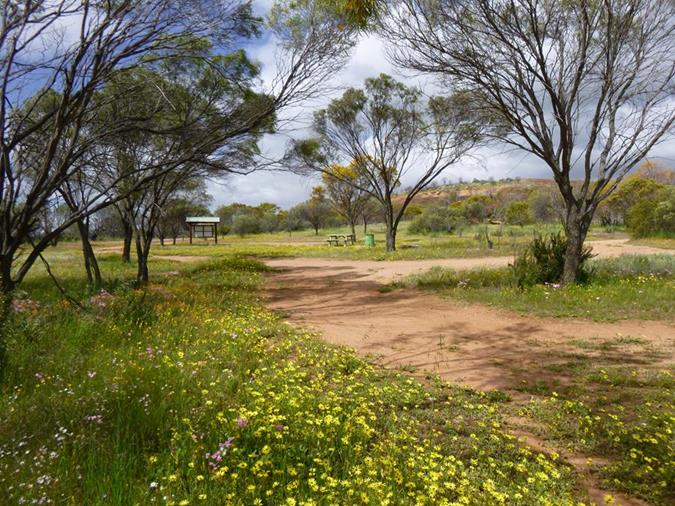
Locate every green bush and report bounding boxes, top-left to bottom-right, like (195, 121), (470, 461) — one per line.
(408, 206), (464, 234)
(626, 187), (675, 237)
(512, 232), (593, 287)
(505, 201), (532, 226)
(230, 214), (261, 236)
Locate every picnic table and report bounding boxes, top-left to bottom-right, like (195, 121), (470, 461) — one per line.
(326, 234), (356, 246)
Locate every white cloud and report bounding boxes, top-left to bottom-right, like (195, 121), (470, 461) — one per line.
(209, 14), (675, 211)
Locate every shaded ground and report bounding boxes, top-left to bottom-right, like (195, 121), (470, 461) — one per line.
(264, 260), (673, 392)
(263, 242), (673, 506)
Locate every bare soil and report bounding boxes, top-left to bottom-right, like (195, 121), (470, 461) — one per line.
(263, 239), (673, 506)
(264, 258), (673, 392)
(265, 238), (672, 285)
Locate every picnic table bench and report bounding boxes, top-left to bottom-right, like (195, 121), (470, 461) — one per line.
(326, 234), (356, 246)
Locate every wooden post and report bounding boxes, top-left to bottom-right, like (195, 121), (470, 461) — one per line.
(214, 224), (218, 244)
(189, 224), (193, 245)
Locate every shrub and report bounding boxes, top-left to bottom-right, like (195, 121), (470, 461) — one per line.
(408, 206), (464, 234)
(624, 186), (674, 238)
(512, 232), (593, 287)
(505, 201), (532, 226)
(230, 214), (261, 236)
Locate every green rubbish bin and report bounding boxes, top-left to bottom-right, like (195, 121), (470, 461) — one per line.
(365, 233), (375, 247)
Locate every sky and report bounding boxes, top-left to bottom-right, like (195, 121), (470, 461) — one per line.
(208, 2), (675, 210)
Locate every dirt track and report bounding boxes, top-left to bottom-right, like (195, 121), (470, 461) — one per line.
(265, 238), (673, 284)
(264, 252), (673, 391)
(264, 238), (673, 506)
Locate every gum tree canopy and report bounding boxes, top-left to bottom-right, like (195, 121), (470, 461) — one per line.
(382, 0), (675, 283)
(292, 74), (481, 252)
(0, 0), (356, 298)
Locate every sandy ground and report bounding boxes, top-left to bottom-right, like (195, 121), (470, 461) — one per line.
(264, 238), (673, 285)
(263, 238), (673, 506)
(264, 256), (673, 392)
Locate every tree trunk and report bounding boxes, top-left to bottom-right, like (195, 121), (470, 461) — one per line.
(363, 217), (368, 234)
(561, 208), (591, 285)
(135, 234), (151, 287)
(0, 269), (13, 376)
(172, 235), (177, 245)
(159, 234), (165, 246)
(76, 220), (102, 286)
(384, 203), (397, 252)
(385, 227), (396, 252)
(122, 219), (133, 263)
(314, 225), (319, 235)
(350, 221), (356, 238)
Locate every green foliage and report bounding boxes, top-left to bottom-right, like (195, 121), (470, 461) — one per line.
(231, 214), (262, 236)
(402, 254), (674, 322)
(456, 195), (494, 223)
(512, 233), (594, 287)
(408, 206), (465, 234)
(605, 176), (665, 222)
(626, 187), (675, 238)
(216, 203), (284, 236)
(0, 253), (582, 505)
(505, 201), (532, 226)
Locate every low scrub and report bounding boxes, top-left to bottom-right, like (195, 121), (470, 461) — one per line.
(400, 254), (674, 321)
(512, 232), (594, 287)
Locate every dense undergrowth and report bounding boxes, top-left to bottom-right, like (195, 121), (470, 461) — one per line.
(0, 256), (585, 505)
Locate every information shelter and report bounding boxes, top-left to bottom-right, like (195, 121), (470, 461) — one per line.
(186, 216), (221, 244)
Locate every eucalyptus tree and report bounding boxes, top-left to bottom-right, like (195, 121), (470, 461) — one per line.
(322, 164), (371, 237)
(158, 190), (212, 246)
(0, 0), (355, 297)
(95, 50), (271, 285)
(302, 186), (332, 235)
(382, 0), (675, 283)
(0, 0), (258, 297)
(292, 74), (481, 251)
(0, 0), (357, 371)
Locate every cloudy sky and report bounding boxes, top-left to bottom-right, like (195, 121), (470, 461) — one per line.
(209, 2), (675, 210)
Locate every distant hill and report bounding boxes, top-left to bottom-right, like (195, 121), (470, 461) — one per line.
(393, 178), (558, 208)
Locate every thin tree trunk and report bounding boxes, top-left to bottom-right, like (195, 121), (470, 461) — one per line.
(0, 276), (12, 377)
(363, 217), (368, 234)
(384, 204), (396, 252)
(122, 219), (133, 263)
(561, 208), (591, 285)
(350, 221), (356, 238)
(385, 226), (396, 252)
(76, 219), (102, 286)
(135, 234), (151, 287)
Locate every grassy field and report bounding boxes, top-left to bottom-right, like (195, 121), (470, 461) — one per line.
(2, 249), (584, 505)
(629, 237), (675, 250)
(140, 223), (629, 262)
(396, 255), (674, 321)
(2, 241), (673, 505)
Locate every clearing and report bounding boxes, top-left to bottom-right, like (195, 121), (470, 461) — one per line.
(264, 248), (673, 392)
(264, 238), (674, 506)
